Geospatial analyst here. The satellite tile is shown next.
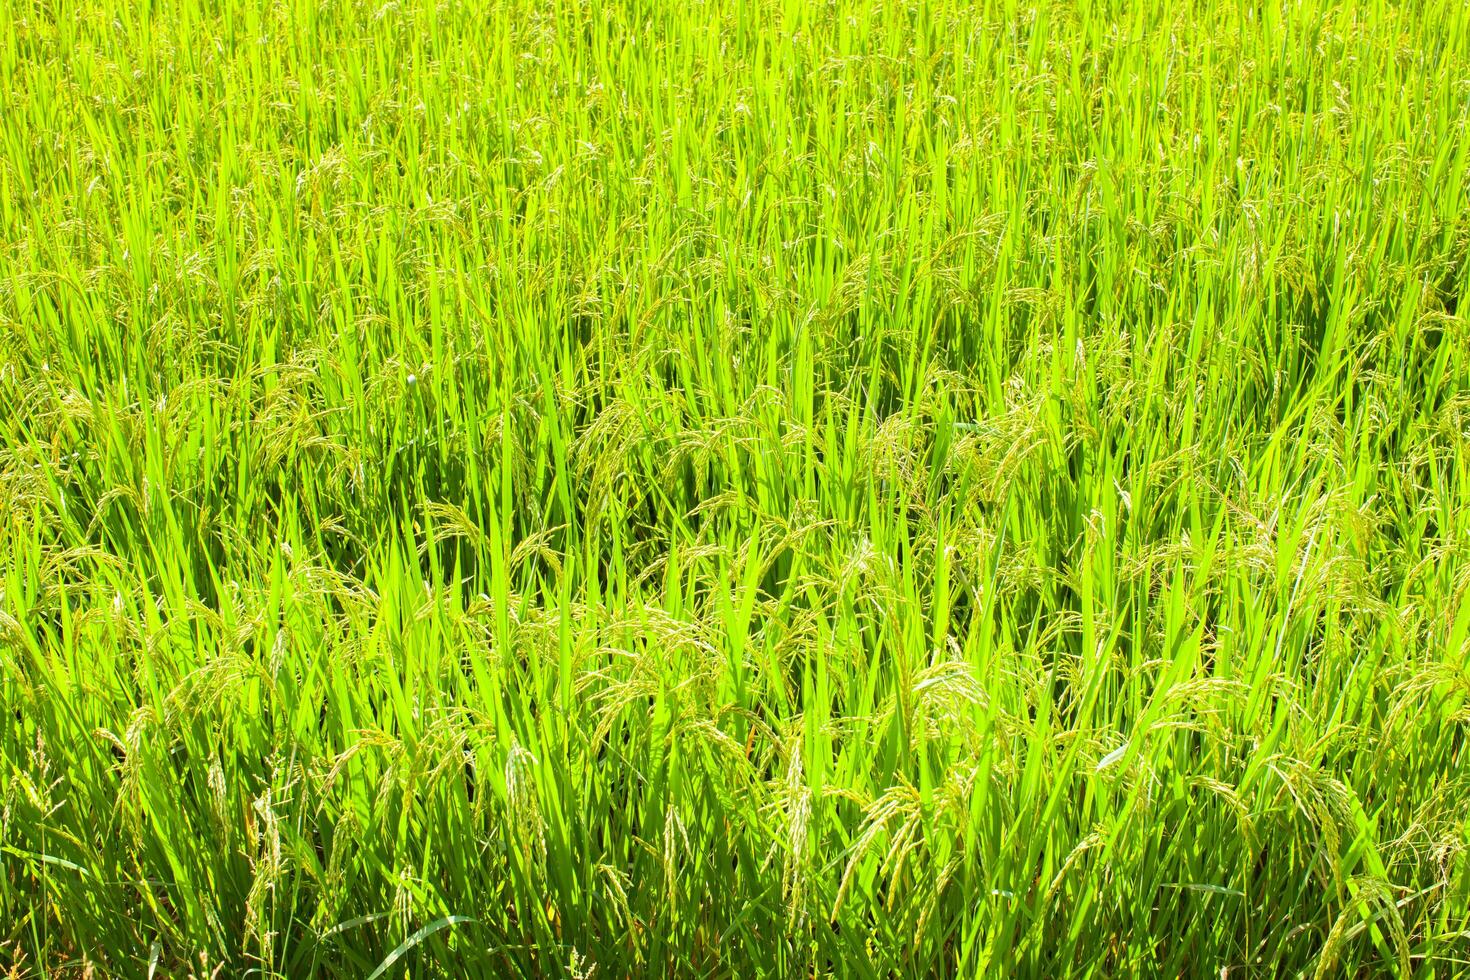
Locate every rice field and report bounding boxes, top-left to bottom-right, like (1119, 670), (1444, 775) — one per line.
(2, 0), (1470, 975)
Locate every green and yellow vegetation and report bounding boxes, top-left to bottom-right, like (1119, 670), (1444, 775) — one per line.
(3, 0), (1470, 974)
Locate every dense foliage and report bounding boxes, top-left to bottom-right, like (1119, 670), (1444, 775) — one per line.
(3, 0), (1469, 975)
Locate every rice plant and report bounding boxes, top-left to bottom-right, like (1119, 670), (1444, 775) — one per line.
(2, 0), (1469, 975)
